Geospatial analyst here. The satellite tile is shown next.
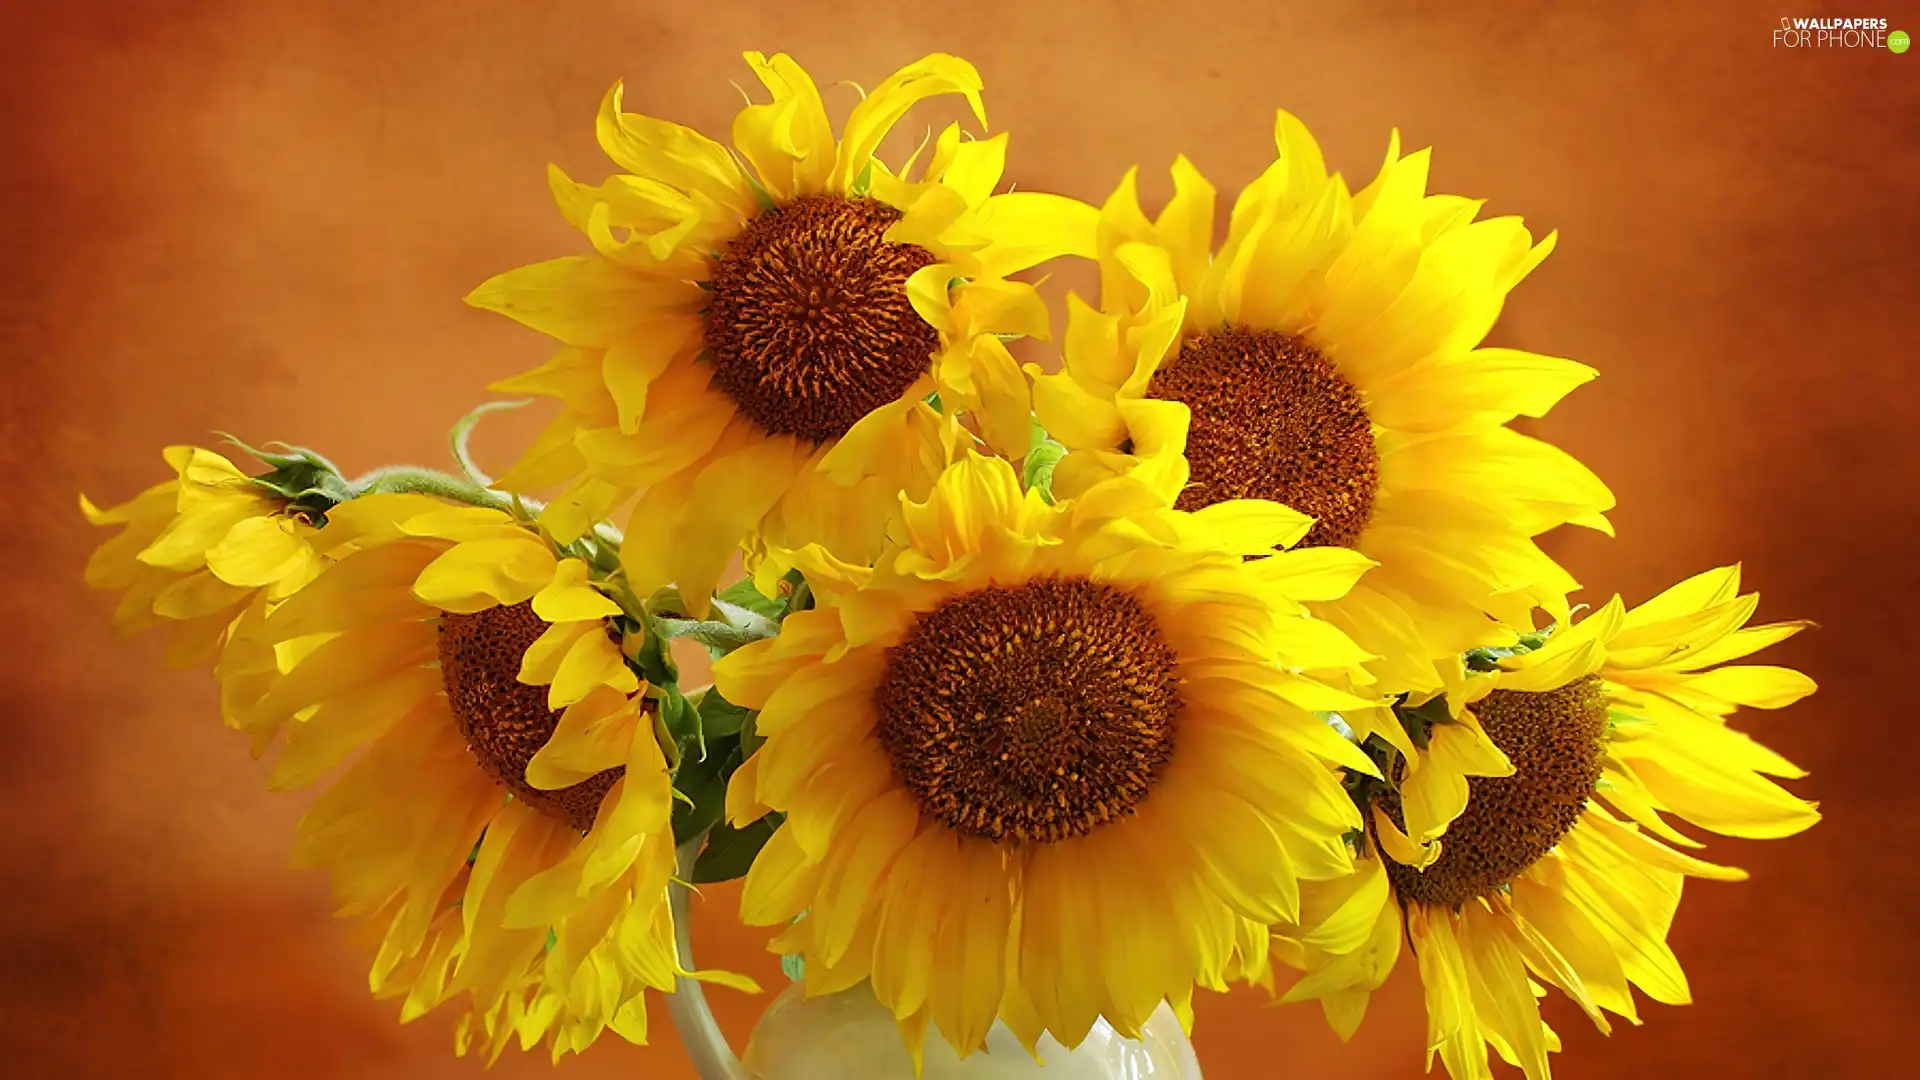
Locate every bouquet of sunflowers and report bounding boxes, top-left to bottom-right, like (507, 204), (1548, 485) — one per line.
(81, 52), (1819, 1080)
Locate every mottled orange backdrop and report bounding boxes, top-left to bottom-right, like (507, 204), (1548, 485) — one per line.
(5, 1), (1915, 1077)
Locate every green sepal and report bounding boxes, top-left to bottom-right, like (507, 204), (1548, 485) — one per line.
(849, 160), (875, 196)
(698, 690), (753, 740)
(218, 434), (355, 519)
(715, 577), (787, 621)
(743, 173), (779, 213)
(925, 391), (944, 413)
(1023, 439), (1068, 505)
(671, 733), (741, 846)
(691, 814), (784, 884)
(628, 611), (680, 686)
(1464, 625), (1557, 672)
(651, 702), (682, 771)
(1605, 707), (1647, 733)
(777, 911), (809, 981)
(656, 684), (703, 761)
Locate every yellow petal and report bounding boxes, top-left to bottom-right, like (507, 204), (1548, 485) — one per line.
(1372, 804), (1439, 869)
(733, 52), (834, 200)
(739, 825), (824, 926)
(1248, 547), (1379, 602)
(465, 256), (704, 349)
(666, 433), (810, 618)
(593, 81), (753, 215)
(974, 193), (1100, 277)
(1678, 665), (1817, 709)
(543, 624), (639, 709)
(138, 492), (266, 573)
(1402, 720), (1513, 844)
(204, 515), (314, 589)
(831, 54), (985, 193)
(151, 569), (252, 621)
(602, 318), (703, 434)
(529, 558), (622, 623)
(413, 537), (558, 613)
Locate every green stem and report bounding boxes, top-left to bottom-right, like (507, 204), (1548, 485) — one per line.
(447, 399), (532, 487)
(349, 466), (515, 512)
(670, 835), (751, 1080)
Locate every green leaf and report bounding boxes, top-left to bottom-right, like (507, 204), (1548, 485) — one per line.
(655, 617), (758, 657)
(780, 952), (806, 983)
(698, 690), (753, 740)
(672, 735), (740, 846)
(739, 709), (765, 759)
(1023, 439), (1068, 505)
(656, 685), (702, 760)
(716, 577), (786, 621)
(692, 814), (783, 884)
(711, 595), (778, 639)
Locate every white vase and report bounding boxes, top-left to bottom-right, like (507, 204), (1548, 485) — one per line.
(740, 982), (1203, 1079)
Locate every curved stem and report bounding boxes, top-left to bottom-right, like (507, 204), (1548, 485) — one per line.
(670, 837), (751, 1080)
(447, 398), (533, 487)
(348, 466), (516, 513)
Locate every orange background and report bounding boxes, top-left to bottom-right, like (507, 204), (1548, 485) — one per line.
(6, 2), (1916, 1077)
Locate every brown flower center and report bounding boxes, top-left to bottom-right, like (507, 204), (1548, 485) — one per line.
(874, 578), (1182, 845)
(1145, 327), (1378, 549)
(703, 194), (941, 443)
(1380, 676), (1608, 907)
(437, 601), (622, 832)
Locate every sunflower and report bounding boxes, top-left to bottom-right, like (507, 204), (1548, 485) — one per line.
(1275, 565), (1820, 1080)
(81, 445), (324, 668)
(1028, 113), (1615, 705)
(468, 51), (1095, 616)
(711, 449), (1386, 1063)
(230, 491), (731, 1059)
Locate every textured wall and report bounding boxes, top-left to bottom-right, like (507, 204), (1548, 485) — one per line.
(5, 2), (1914, 1077)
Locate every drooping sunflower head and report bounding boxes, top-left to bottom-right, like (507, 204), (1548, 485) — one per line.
(713, 450), (1387, 1062)
(467, 52), (1095, 615)
(1029, 114), (1615, 701)
(80, 444), (327, 667)
(379, 859), (708, 1065)
(229, 492), (717, 1058)
(1276, 564), (1820, 1080)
